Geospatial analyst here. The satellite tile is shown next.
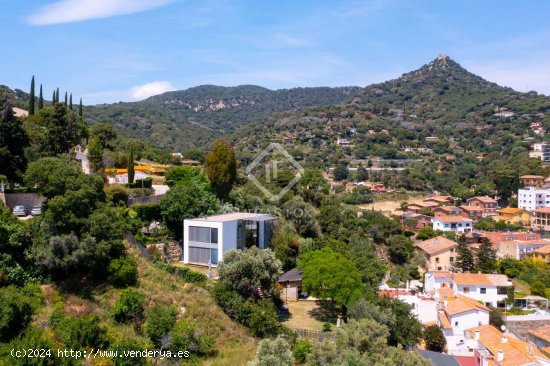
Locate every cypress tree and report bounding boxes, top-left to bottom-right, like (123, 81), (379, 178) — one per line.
(127, 150), (135, 185)
(38, 84), (44, 110)
(64, 92), (68, 106)
(79, 98), (83, 117)
(56, 88), (60, 103)
(454, 234), (475, 273)
(29, 76), (35, 115)
(52, 91), (56, 104)
(476, 238), (497, 273)
(69, 94), (73, 110)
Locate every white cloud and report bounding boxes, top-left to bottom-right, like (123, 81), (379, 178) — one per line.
(28, 0), (176, 26)
(129, 81), (176, 100)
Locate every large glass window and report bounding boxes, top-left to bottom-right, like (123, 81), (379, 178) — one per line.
(189, 226), (218, 243)
(189, 247), (219, 265)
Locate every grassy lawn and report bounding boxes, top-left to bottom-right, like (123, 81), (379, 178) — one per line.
(282, 300), (336, 331)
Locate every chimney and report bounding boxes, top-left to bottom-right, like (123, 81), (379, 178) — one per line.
(497, 350), (504, 362)
(474, 330), (480, 341)
(443, 299), (448, 308)
(501, 336), (508, 344)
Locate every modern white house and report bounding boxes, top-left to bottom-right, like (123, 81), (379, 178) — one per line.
(452, 273), (512, 308)
(183, 213), (277, 266)
(518, 187), (550, 211)
(432, 215), (473, 233)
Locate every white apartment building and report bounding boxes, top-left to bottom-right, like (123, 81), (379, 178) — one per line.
(183, 213), (277, 266)
(518, 187), (550, 210)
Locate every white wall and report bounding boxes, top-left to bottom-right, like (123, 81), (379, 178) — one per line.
(449, 310), (489, 336)
(432, 218), (472, 233)
(424, 273), (452, 292)
(183, 220), (223, 265)
(454, 284), (506, 307)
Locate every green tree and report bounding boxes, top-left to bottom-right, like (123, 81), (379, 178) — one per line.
(205, 139), (237, 200)
(52, 90), (56, 104)
(38, 84), (44, 110)
(415, 226), (438, 240)
(454, 234), (475, 272)
(87, 136), (104, 173)
(248, 336), (293, 366)
(29, 76), (35, 115)
(299, 247), (362, 316)
(333, 164), (349, 181)
(0, 99), (29, 186)
(476, 238), (496, 273)
(423, 324), (446, 352)
(144, 305), (177, 347)
(218, 246), (282, 299)
(165, 166), (209, 188)
(57, 315), (109, 351)
(90, 123), (117, 149)
(159, 182), (220, 238)
(111, 288), (145, 324)
(387, 235), (414, 265)
(79, 98), (83, 117)
(282, 197), (321, 238)
(376, 296), (423, 348)
(69, 93), (73, 110)
(127, 149), (135, 184)
(0, 285), (38, 342)
(32, 104), (87, 156)
(64, 91), (68, 106)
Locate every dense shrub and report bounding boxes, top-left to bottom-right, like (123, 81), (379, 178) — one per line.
(128, 177), (153, 189)
(111, 288), (145, 324)
(153, 261), (206, 283)
(133, 204), (161, 222)
(56, 315), (109, 350)
(170, 319), (214, 356)
(423, 324), (446, 352)
(108, 256), (138, 287)
(0, 285), (41, 342)
(292, 339), (312, 363)
(144, 305), (177, 347)
(247, 300), (281, 337)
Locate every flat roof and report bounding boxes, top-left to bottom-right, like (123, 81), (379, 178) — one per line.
(187, 212), (276, 222)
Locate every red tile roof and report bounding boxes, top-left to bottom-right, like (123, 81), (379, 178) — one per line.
(415, 236), (457, 254)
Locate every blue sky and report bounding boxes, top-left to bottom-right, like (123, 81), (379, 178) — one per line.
(1, 0), (549, 104)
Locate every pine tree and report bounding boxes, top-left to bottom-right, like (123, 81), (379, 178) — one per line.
(29, 76), (35, 115)
(38, 84), (44, 110)
(64, 92), (68, 106)
(127, 150), (135, 185)
(79, 98), (83, 117)
(454, 234), (475, 272)
(476, 238), (496, 273)
(69, 94), (73, 110)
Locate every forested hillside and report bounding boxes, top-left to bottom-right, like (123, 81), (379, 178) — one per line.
(84, 85), (361, 150)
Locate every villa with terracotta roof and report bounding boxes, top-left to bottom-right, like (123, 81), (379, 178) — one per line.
(466, 196), (498, 217)
(466, 230), (542, 250)
(529, 245), (550, 263)
(416, 236), (458, 271)
(520, 175), (546, 188)
(452, 273), (512, 308)
(496, 207), (530, 226)
(434, 206), (463, 217)
(424, 195), (455, 206)
(424, 271), (453, 291)
(458, 205), (484, 220)
(461, 325), (550, 366)
(432, 215), (473, 234)
(407, 201), (439, 213)
(437, 294), (490, 337)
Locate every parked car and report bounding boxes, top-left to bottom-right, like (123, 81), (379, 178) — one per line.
(12, 205), (26, 217)
(30, 206), (42, 216)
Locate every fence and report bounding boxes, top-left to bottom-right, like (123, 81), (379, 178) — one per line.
(127, 194), (164, 207)
(292, 328), (331, 341)
(125, 231), (152, 261)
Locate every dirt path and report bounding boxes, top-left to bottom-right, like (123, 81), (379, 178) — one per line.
(358, 195), (426, 216)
